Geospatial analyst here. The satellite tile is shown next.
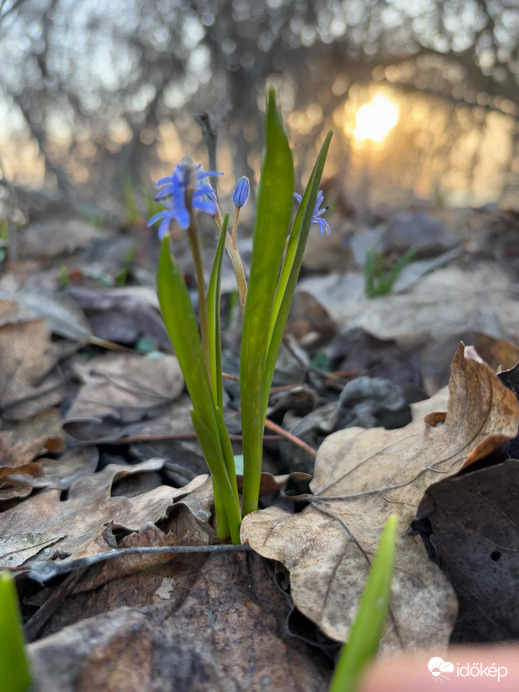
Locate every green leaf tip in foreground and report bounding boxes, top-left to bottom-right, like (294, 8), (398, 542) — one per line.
(329, 515), (398, 692)
(0, 571), (32, 692)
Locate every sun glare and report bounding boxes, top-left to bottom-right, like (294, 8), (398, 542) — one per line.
(353, 93), (400, 143)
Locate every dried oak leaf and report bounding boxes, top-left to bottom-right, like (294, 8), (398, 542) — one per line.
(300, 262), (519, 345)
(18, 218), (105, 259)
(241, 344), (519, 650)
(65, 285), (170, 348)
(421, 458), (519, 643)
(0, 312), (64, 421)
(29, 552), (330, 692)
(33, 448), (99, 491)
(14, 289), (94, 342)
(0, 414), (97, 501)
(64, 353), (184, 441)
(0, 298), (35, 326)
(0, 459), (206, 569)
(0, 409), (66, 499)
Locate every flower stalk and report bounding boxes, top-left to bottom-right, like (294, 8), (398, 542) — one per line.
(212, 206), (248, 312)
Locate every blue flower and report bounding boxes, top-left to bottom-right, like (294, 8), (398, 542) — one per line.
(148, 161), (223, 239)
(294, 190), (330, 236)
(232, 176), (250, 208)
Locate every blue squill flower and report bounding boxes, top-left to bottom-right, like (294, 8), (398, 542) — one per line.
(294, 189), (330, 236)
(148, 161), (223, 239)
(232, 176), (250, 208)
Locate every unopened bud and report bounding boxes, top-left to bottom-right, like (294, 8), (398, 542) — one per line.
(232, 176), (250, 208)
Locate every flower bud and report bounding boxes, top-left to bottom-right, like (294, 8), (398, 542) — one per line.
(232, 176), (250, 208)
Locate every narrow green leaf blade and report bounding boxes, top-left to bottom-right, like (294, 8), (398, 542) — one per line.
(207, 214), (229, 409)
(240, 86), (295, 516)
(157, 235), (214, 415)
(0, 571), (32, 692)
(269, 131), (333, 341)
(191, 409), (241, 543)
(265, 131), (332, 413)
(329, 514), (398, 692)
(157, 236), (241, 541)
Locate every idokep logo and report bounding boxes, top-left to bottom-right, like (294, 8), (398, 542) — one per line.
(427, 656), (509, 683)
(456, 661), (508, 682)
(428, 657), (454, 683)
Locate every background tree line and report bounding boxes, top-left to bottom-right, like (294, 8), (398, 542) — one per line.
(1, 0), (518, 214)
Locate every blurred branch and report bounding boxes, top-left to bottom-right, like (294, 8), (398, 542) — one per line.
(194, 111), (218, 190)
(1, 0), (519, 207)
(8, 89), (72, 198)
(0, 0), (27, 26)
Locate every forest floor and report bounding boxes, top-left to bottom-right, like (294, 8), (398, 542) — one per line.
(1, 197), (519, 690)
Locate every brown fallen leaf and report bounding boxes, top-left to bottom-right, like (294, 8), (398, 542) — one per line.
(9, 408), (66, 453)
(64, 394), (196, 445)
(474, 332), (519, 372)
(14, 288), (94, 342)
(0, 533), (65, 570)
(287, 290), (337, 350)
(0, 315), (64, 421)
(241, 344), (519, 650)
(237, 470), (312, 496)
(0, 459), (207, 568)
(0, 298), (35, 326)
(0, 462), (43, 483)
(28, 552), (331, 692)
(65, 285), (170, 349)
(64, 353), (184, 441)
(300, 262), (519, 345)
(18, 218), (105, 259)
(0, 433), (45, 475)
(420, 458), (519, 644)
(0, 409), (67, 500)
(33, 448), (100, 491)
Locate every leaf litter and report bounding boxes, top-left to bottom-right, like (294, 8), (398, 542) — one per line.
(418, 459), (519, 643)
(2, 207), (519, 687)
(241, 344), (519, 650)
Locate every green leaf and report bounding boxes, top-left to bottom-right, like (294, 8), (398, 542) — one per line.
(207, 214), (229, 409)
(157, 235), (241, 541)
(264, 131), (332, 414)
(268, 131), (333, 348)
(364, 247), (416, 298)
(240, 86), (295, 516)
(157, 236), (214, 417)
(329, 515), (398, 692)
(0, 571), (31, 692)
(191, 410), (241, 543)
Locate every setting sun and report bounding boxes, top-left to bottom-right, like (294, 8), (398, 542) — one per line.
(353, 93), (400, 143)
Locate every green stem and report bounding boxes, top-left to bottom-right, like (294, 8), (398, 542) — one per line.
(213, 210), (248, 313)
(212, 484), (230, 540)
(231, 206), (239, 248)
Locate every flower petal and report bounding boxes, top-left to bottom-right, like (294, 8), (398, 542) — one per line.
(316, 218), (330, 236)
(158, 215), (172, 239)
(148, 161), (223, 235)
(147, 210), (168, 228)
(233, 176), (250, 208)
